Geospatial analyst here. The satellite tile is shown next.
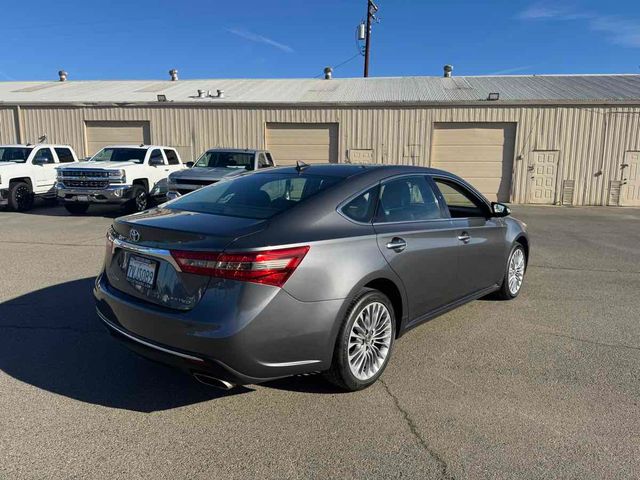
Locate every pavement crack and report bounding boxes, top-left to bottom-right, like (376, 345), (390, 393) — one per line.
(543, 332), (640, 352)
(379, 379), (455, 480)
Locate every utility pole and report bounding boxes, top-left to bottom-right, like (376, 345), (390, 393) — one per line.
(363, 0), (378, 77)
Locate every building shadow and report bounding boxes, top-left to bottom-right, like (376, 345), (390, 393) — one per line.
(0, 277), (252, 412)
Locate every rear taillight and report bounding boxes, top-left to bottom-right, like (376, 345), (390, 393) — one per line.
(170, 246), (310, 287)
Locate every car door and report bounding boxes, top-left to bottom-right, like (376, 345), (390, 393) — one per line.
(147, 148), (170, 190)
(373, 175), (459, 321)
(431, 176), (506, 298)
(32, 147), (57, 193)
(163, 148), (184, 173)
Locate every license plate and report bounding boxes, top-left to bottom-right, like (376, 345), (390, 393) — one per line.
(126, 255), (157, 289)
(77, 195), (88, 202)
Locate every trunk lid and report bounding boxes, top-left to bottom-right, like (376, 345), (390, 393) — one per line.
(105, 207), (266, 310)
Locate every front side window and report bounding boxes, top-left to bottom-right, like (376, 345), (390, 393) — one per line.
(258, 153), (270, 168)
(164, 149), (180, 165)
(433, 178), (487, 218)
(33, 148), (55, 164)
(149, 149), (165, 165)
(341, 187), (379, 223)
(195, 151), (254, 170)
(55, 147), (75, 163)
(167, 173), (342, 219)
(375, 176), (442, 223)
(0, 147), (33, 163)
(91, 148), (146, 163)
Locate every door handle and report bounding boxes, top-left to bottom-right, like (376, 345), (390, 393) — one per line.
(386, 237), (407, 251)
(458, 232), (471, 244)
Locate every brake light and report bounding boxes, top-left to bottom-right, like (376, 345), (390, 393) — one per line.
(170, 246), (310, 287)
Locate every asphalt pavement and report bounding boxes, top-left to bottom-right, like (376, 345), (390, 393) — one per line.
(1, 202), (639, 479)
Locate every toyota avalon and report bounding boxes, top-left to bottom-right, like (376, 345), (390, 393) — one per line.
(94, 164), (529, 391)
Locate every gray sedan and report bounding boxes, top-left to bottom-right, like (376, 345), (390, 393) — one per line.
(94, 164), (529, 391)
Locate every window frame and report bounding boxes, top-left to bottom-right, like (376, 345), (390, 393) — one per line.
(337, 184), (381, 225)
(430, 174), (492, 219)
(372, 174), (448, 225)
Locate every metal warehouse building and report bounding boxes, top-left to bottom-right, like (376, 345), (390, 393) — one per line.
(1, 73), (639, 206)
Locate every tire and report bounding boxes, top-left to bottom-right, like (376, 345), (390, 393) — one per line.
(8, 182), (34, 211)
(494, 243), (527, 300)
(126, 184), (149, 213)
(324, 289), (396, 391)
(64, 203), (90, 215)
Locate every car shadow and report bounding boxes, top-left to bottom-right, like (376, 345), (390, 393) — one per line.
(0, 277), (252, 412)
(16, 202), (122, 218)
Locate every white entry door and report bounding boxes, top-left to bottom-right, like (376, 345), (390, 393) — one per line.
(529, 151), (558, 204)
(620, 151), (640, 206)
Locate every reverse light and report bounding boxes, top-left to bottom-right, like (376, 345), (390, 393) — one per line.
(171, 246), (310, 287)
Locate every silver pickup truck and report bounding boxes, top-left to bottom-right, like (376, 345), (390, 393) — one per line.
(166, 148), (276, 199)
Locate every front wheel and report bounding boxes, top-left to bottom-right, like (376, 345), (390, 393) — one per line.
(324, 289), (395, 391)
(8, 182), (34, 211)
(126, 185), (149, 213)
(495, 243), (527, 300)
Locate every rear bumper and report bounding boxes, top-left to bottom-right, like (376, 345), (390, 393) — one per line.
(0, 188), (8, 206)
(93, 273), (343, 384)
(57, 183), (132, 204)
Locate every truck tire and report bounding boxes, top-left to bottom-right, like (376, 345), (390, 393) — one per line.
(8, 181), (34, 211)
(126, 184), (149, 213)
(64, 203), (90, 215)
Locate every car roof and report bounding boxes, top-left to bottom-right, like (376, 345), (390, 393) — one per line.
(100, 144), (174, 150)
(257, 163), (446, 179)
(0, 144), (72, 148)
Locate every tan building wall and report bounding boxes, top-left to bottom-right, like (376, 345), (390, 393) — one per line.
(0, 103), (638, 205)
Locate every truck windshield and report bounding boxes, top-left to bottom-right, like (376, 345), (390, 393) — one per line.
(167, 172), (343, 219)
(195, 151), (254, 170)
(91, 148), (146, 163)
(0, 147), (33, 163)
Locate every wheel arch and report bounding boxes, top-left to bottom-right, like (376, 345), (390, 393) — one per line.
(9, 177), (33, 189)
(132, 178), (149, 192)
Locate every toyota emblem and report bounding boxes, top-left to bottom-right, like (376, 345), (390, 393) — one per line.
(129, 229), (141, 242)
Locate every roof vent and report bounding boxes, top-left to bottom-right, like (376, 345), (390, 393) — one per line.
(443, 65), (453, 78)
(169, 69), (178, 81)
(323, 67), (333, 80)
(197, 89), (206, 98)
(58, 70), (68, 82)
(216, 89), (224, 98)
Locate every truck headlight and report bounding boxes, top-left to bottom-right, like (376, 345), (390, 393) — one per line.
(107, 169), (126, 183)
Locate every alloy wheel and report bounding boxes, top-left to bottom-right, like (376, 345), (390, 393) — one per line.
(508, 248), (526, 295)
(348, 301), (392, 381)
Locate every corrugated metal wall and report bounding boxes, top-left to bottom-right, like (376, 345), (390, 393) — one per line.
(1, 103), (638, 205)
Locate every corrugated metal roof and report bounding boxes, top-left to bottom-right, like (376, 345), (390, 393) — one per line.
(0, 75), (639, 105)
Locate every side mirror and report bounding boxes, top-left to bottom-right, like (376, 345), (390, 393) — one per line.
(149, 157), (164, 166)
(491, 202), (511, 217)
(33, 158), (46, 165)
(185, 161), (194, 168)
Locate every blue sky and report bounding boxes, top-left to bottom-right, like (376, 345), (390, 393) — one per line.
(1, 0), (639, 81)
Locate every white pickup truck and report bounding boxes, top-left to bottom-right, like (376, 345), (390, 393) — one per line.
(0, 144), (79, 211)
(56, 145), (186, 215)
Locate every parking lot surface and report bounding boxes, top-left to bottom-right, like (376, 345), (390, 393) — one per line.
(1, 204), (639, 479)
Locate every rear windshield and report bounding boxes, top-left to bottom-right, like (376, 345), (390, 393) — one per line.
(167, 172), (343, 219)
(195, 151), (254, 170)
(91, 148), (147, 163)
(0, 147), (33, 163)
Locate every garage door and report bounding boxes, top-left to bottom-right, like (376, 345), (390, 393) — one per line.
(431, 123), (516, 202)
(266, 123), (338, 165)
(85, 121), (151, 156)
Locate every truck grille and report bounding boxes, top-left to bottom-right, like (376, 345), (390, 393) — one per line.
(66, 180), (110, 188)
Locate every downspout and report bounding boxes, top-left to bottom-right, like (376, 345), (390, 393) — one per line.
(13, 105), (23, 143)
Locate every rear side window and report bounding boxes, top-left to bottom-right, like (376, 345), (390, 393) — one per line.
(258, 153), (270, 168)
(433, 178), (487, 218)
(375, 176), (442, 223)
(341, 187), (379, 223)
(164, 149), (180, 165)
(55, 147), (75, 163)
(167, 173), (342, 219)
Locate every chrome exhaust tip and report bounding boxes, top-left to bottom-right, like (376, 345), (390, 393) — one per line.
(192, 373), (235, 390)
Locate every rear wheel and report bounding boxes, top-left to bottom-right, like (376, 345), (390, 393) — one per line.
(8, 182), (34, 211)
(126, 185), (149, 213)
(324, 289), (395, 391)
(64, 203), (90, 215)
(495, 243), (527, 300)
